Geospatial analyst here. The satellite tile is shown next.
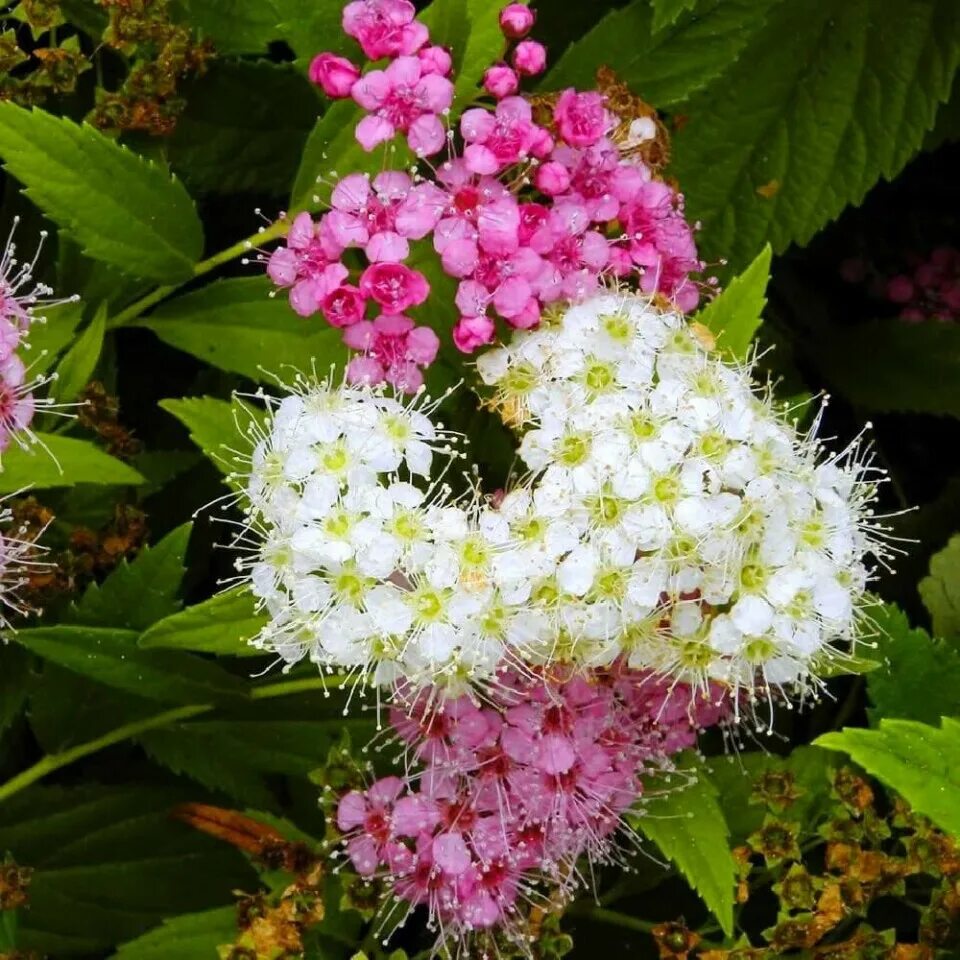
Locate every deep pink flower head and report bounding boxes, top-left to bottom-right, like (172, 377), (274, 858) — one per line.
(460, 97), (545, 174)
(499, 3), (534, 39)
(359, 262), (430, 313)
(512, 39), (546, 77)
(483, 64), (519, 100)
(534, 160), (571, 196)
(321, 284), (366, 328)
(342, 0), (427, 60)
(418, 44), (453, 76)
(344, 313), (439, 392)
(554, 88), (611, 148)
(352, 56), (453, 156)
(309, 52), (360, 98)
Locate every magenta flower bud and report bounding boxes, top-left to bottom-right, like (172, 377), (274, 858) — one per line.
(418, 44), (453, 76)
(453, 315), (495, 353)
(483, 64), (519, 99)
(534, 160), (571, 196)
(499, 3), (535, 39)
(512, 39), (546, 76)
(886, 275), (914, 304)
(308, 52), (361, 98)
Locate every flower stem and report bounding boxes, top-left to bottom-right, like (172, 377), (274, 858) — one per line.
(0, 674), (352, 805)
(565, 904), (658, 934)
(106, 217), (290, 330)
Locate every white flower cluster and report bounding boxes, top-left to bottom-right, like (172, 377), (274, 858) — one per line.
(242, 294), (884, 698)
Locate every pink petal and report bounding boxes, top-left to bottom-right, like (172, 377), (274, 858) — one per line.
(287, 211), (316, 249)
(407, 113), (445, 156)
(387, 360), (423, 393)
(417, 74), (454, 113)
(373, 170), (413, 199)
(366, 231), (410, 262)
(463, 143), (499, 175)
(331, 173), (371, 213)
(374, 313), (414, 335)
(440, 237), (479, 277)
(351, 70), (391, 110)
(455, 279), (489, 317)
(289, 279), (321, 317)
(406, 325), (440, 364)
(368, 775), (405, 806)
(347, 835), (381, 877)
(477, 199), (520, 254)
(432, 832), (471, 876)
(355, 114), (396, 151)
(323, 209), (368, 249)
(460, 108), (496, 143)
(266, 247), (298, 286)
(337, 790), (368, 831)
(386, 54), (422, 87)
(347, 354), (386, 386)
(343, 319), (375, 350)
(492, 276), (531, 319)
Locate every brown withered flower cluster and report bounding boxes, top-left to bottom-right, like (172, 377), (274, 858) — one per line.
(651, 767), (960, 960)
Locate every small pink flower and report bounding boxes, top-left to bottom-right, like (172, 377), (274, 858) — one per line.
(342, 0), (427, 60)
(322, 284), (366, 328)
(352, 55), (453, 156)
(498, 3), (535, 39)
(511, 39), (546, 77)
(483, 64), (519, 99)
(359, 262), (430, 313)
(344, 313), (439, 393)
(554, 89), (611, 148)
(308, 52), (361, 98)
(886, 275), (914, 304)
(453, 314), (495, 353)
(460, 97), (545, 174)
(418, 44), (453, 76)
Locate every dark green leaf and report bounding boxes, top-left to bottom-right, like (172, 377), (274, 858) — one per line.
(420, 0), (470, 86)
(51, 303), (106, 402)
(634, 752), (735, 935)
(817, 717), (960, 838)
(112, 907), (238, 959)
(26, 300), (84, 376)
(0, 434), (145, 491)
(139, 587), (266, 658)
(919, 534), (960, 640)
(142, 277), (345, 381)
(0, 103), (203, 282)
(160, 395), (254, 477)
(652, 0), (697, 31)
(13, 626), (245, 705)
(71, 524), (192, 631)
(866, 603), (960, 725)
(546, 0), (776, 108)
(0, 784), (253, 955)
(174, 0), (281, 54)
(169, 62), (319, 196)
(671, 0), (960, 271)
(0, 646), (30, 737)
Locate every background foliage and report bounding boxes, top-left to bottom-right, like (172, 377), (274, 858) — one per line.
(0, 0), (959, 957)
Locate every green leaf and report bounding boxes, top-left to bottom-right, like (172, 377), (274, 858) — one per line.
(72, 524), (192, 631)
(13, 626), (245, 705)
(816, 717), (960, 838)
(51, 303), (106, 402)
(919, 534), (960, 640)
(452, 0), (515, 106)
(671, 0), (960, 271)
(652, 0), (697, 32)
(546, 0), (776, 108)
(139, 587), (266, 658)
(112, 907), (237, 959)
(865, 603), (960, 725)
(173, 0), (281, 54)
(160, 395), (254, 477)
(290, 100), (412, 213)
(25, 300), (84, 376)
(0, 645), (30, 737)
(634, 752), (735, 935)
(276, 0), (353, 67)
(169, 62), (319, 196)
(0, 784), (253, 955)
(0, 434), (145, 491)
(420, 0), (469, 70)
(695, 244), (770, 360)
(812, 319), (960, 417)
(0, 102), (203, 282)
(142, 277), (345, 381)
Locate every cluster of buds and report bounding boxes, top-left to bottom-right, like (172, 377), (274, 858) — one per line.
(266, 0), (701, 391)
(335, 663), (729, 951)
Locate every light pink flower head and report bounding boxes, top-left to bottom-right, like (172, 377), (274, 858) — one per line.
(511, 39), (546, 77)
(345, 312), (439, 393)
(352, 55), (453, 156)
(499, 3), (535, 39)
(460, 97), (545, 175)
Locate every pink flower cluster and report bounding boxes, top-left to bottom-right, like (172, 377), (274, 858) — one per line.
(841, 247), (960, 325)
(277, 0), (703, 390)
(336, 662), (727, 942)
(0, 224), (61, 453)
